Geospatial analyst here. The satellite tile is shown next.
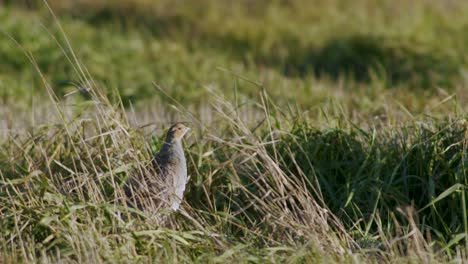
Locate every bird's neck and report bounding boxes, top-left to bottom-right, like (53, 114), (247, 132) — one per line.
(162, 139), (181, 149)
(160, 140), (184, 160)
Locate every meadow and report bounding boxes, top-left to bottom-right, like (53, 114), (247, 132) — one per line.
(0, 0), (467, 263)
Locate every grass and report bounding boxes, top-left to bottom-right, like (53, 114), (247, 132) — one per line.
(0, 0), (467, 263)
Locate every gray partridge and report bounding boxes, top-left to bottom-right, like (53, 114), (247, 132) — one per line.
(125, 123), (190, 211)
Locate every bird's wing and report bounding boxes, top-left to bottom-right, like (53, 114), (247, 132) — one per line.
(124, 156), (166, 209)
(151, 152), (164, 176)
(125, 154), (162, 197)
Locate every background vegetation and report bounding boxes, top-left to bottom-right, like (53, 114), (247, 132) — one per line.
(0, 0), (467, 263)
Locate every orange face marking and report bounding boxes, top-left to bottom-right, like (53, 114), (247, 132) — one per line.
(166, 123), (190, 141)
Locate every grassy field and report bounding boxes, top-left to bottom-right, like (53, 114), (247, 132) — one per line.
(0, 0), (467, 263)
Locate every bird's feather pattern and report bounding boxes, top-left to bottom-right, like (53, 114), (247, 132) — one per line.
(124, 123), (189, 212)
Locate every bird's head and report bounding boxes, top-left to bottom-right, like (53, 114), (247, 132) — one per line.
(165, 122), (190, 142)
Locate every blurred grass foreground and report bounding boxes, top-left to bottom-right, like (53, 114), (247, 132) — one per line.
(0, 0), (467, 263)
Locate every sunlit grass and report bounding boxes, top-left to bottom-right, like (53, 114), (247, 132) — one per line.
(0, 0), (467, 263)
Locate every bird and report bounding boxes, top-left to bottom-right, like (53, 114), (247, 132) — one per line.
(125, 122), (190, 212)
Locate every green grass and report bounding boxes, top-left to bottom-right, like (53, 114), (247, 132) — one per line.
(278, 119), (466, 239)
(0, 1), (467, 263)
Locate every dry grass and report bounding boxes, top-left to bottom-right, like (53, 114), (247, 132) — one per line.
(0, 1), (467, 263)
